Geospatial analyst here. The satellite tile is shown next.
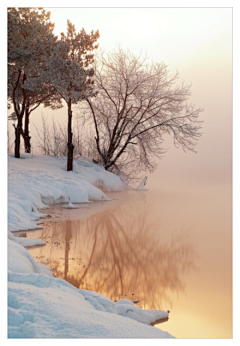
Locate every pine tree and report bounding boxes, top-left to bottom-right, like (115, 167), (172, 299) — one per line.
(8, 8), (58, 156)
(48, 20), (99, 171)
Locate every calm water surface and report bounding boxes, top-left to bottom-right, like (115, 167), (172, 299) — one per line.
(21, 181), (231, 338)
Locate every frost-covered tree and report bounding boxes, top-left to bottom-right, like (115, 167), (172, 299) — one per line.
(85, 47), (204, 180)
(8, 7), (58, 156)
(48, 20), (99, 171)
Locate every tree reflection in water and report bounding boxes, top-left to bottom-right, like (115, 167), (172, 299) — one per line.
(49, 192), (197, 309)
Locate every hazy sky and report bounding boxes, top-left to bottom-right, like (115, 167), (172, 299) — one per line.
(49, 7), (231, 68)
(7, 6), (232, 187)
(38, 7), (232, 186)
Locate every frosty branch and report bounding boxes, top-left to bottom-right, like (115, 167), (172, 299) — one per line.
(85, 48), (203, 179)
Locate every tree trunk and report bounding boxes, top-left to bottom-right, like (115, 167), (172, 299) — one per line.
(14, 116), (23, 158)
(13, 71), (26, 159)
(24, 107), (31, 153)
(67, 98), (74, 171)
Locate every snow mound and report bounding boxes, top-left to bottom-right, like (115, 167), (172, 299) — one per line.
(8, 239), (52, 276)
(8, 231), (46, 248)
(8, 266), (172, 338)
(8, 154), (124, 232)
(73, 158), (124, 191)
(115, 299), (168, 325)
(81, 292), (168, 326)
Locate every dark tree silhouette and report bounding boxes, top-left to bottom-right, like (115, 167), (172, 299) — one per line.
(48, 21), (99, 171)
(8, 8), (58, 156)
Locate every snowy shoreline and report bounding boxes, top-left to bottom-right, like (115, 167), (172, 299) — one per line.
(8, 154), (173, 338)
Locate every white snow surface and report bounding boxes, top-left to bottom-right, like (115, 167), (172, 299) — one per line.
(8, 154), (124, 233)
(8, 154), (172, 338)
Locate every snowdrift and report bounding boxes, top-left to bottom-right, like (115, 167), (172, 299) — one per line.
(8, 154), (172, 338)
(8, 154), (124, 233)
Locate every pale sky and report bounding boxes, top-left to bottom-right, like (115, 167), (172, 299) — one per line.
(6, 5), (233, 186)
(49, 7), (232, 69)
(31, 7), (232, 186)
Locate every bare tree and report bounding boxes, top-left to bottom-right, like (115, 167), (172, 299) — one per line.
(33, 114), (88, 158)
(85, 47), (203, 180)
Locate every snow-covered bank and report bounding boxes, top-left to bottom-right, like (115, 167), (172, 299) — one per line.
(8, 240), (171, 338)
(8, 154), (124, 233)
(8, 154), (173, 338)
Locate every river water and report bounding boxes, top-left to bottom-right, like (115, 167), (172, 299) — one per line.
(16, 175), (232, 339)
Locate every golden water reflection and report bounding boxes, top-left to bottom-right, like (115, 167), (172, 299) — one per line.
(25, 186), (232, 338)
(28, 193), (196, 310)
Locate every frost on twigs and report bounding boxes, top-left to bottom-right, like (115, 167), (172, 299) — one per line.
(85, 47), (203, 182)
